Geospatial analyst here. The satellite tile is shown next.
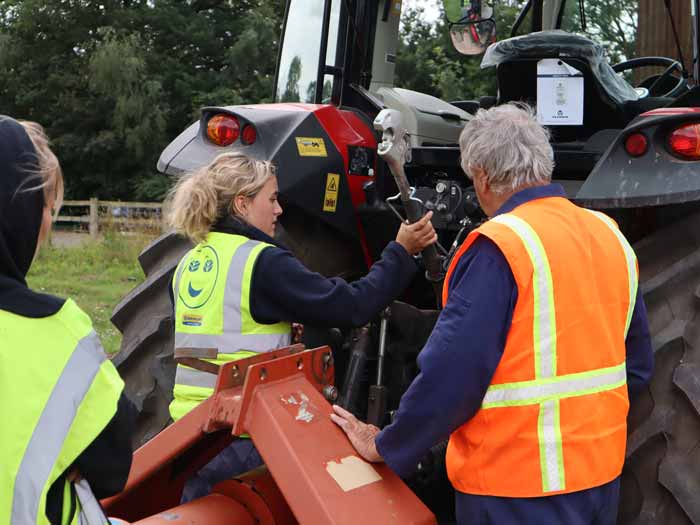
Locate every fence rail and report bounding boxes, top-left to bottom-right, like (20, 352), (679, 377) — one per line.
(57, 198), (166, 237)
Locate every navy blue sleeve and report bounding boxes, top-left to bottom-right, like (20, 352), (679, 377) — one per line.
(375, 237), (516, 477)
(625, 288), (653, 398)
(250, 241), (418, 328)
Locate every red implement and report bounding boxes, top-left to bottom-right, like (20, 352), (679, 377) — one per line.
(103, 345), (436, 525)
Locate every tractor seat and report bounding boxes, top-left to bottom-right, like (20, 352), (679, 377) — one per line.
(482, 31), (642, 142)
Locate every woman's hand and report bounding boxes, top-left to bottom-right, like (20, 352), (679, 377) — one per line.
(291, 323), (304, 344)
(330, 405), (383, 462)
(395, 211), (437, 256)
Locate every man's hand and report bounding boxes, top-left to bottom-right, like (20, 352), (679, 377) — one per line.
(330, 405), (383, 463)
(395, 211), (437, 255)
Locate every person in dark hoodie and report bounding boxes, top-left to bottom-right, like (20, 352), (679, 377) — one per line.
(166, 151), (436, 500)
(0, 117), (135, 525)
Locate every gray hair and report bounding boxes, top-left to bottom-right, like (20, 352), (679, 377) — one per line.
(459, 104), (554, 194)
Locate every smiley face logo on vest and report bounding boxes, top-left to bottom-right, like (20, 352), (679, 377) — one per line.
(179, 245), (219, 309)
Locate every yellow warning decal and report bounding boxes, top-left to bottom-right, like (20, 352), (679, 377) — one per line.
(323, 173), (340, 212)
(392, 0), (402, 15)
(296, 137), (328, 157)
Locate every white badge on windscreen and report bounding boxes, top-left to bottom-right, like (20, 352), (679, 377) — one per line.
(536, 59), (584, 126)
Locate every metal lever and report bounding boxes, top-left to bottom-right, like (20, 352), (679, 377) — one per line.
(374, 109), (445, 304)
(367, 308), (390, 427)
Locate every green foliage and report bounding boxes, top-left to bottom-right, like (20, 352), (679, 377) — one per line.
(0, 0), (282, 201)
(396, 0), (641, 101)
(561, 0), (638, 63)
(395, 1), (523, 101)
(27, 232), (154, 354)
(0, 0), (644, 203)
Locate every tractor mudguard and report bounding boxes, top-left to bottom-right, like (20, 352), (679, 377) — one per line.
(575, 109), (700, 209)
(157, 103), (378, 273)
(157, 104), (362, 238)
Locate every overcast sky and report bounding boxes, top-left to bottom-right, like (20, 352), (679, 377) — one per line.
(402, 0), (442, 21)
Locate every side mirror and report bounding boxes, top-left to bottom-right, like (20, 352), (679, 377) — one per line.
(443, 1), (496, 56)
(450, 18), (496, 55)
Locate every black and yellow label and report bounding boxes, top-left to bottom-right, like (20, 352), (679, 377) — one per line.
(323, 173), (340, 212)
(296, 137), (328, 157)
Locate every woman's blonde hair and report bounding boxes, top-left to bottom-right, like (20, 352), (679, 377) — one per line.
(167, 152), (276, 243)
(19, 120), (64, 212)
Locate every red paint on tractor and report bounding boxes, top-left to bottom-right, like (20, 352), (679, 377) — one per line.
(314, 105), (377, 267)
(242, 102), (378, 267)
(641, 107), (700, 117)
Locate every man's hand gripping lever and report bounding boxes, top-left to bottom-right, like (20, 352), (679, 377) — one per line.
(374, 109), (444, 304)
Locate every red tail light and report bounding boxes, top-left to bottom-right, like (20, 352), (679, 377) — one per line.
(241, 124), (257, 145)
(624, 133), (648, 157)
(668, 123), (700, 160)
(207, 114), (240, 146)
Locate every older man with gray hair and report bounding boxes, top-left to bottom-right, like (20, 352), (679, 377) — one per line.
(332, 103), (653, 524)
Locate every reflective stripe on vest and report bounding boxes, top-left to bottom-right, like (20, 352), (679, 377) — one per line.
(174, 365), (216, 389)
(11, 332), (109, 524)
(171, 234), (291, 418)
(585, 209), (639, 336)
(74, 478), (109, 525)
(173, 239), (290, 354)
(478, 213), (636, 493)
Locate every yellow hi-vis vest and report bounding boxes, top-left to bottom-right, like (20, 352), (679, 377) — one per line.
(0, 299), (124, 525)
(170, 232), (291, 421)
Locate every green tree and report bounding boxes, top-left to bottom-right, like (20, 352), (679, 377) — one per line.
(0, 0), (282, 200)
(561, 0), (638, 63)
(396, 2), (522, 101)
(282, 56), (302, 102)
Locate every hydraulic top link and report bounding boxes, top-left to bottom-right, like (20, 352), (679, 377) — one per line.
(374, 109), (445, 304)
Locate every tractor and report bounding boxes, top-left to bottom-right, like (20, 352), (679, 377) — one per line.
(110, 0), (700, 523)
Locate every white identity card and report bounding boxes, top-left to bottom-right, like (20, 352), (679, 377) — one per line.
(536, 58), (584, 126)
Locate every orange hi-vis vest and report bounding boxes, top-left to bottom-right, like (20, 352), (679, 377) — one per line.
(443, 195), (638, 497)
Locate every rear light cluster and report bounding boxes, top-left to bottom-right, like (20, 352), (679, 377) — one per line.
(624, 123), (700, 160)
(668, 123), (700, 160)
(624, 133), (648, 157)
(206, 113), (257, 147)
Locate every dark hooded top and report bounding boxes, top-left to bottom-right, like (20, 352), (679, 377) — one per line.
(0, 117), (135, 524)
(0, 116), (65, 316)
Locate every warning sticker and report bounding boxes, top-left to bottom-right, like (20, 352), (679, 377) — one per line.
(296, 137), (328, 157)
(323, 173), (340, 212)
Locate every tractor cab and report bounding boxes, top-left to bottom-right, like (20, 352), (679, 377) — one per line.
(441, 0), (693, 186)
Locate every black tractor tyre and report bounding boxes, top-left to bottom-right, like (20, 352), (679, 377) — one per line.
(111, 232), (192, 446)
(619, 210), (700, 525)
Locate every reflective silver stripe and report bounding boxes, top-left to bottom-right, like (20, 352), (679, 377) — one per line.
(175, 332), (291, 354)
(539, 400), (563, 492)
(11, 332), (106, 524)
(175, 365), (218, 389)
(585, 210), (638, 336)
(482, 362), (628, 407)
(172, 255), (188, 298)
(490, 214), (557, 379)
(222, 240), (258, 335)
(75, 478), (109, 525)
(174, 239), (290, 390)
(489, 213), (563, 492)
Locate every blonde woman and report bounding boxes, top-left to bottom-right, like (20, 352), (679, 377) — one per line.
(0, 117), (135, 524)
(167, 151), (436, 500)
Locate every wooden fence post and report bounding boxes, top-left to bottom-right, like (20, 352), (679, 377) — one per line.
(89, 198), (99, 238)
(161, 200), (169, 233)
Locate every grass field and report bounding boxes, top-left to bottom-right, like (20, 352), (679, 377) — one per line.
(26, 232), (154, 354)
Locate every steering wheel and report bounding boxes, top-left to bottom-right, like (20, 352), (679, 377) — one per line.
(612, 56), (687, 98)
